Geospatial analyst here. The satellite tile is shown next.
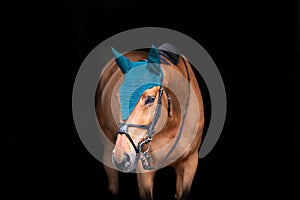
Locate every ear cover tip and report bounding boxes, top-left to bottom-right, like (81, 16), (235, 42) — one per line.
(148, 45), (160, 64)
(111, 47), (121, 58)
(111, 47), (132, 74)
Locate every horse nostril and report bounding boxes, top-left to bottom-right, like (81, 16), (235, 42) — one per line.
(123, 153), (131, 167)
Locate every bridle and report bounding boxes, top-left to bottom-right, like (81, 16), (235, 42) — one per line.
(117, 85), (164, 153)
(116, 58), (190, 170)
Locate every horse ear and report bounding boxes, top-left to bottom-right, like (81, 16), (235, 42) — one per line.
(147, 45), (160, 65)
(111, 47), (132, 74)
(147, 45), (162, 76)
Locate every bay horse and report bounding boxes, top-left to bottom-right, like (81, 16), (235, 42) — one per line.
(96, 43), (204, 200)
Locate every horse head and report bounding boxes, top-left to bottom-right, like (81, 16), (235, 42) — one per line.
(111, 45), (169, 172)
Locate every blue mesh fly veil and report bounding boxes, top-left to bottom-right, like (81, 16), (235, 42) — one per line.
(111, 45), (164, 120)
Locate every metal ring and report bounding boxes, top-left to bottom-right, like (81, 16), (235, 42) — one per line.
(143, 143), (151, 153)
(139, 137), (151, 153)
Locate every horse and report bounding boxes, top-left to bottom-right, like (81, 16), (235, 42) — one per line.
(96, 43), (204, 200)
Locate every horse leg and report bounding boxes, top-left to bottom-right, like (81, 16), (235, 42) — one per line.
(104, 165), (119, 198)
(175, 151), (198, 200)
(137, 171), (156, 200)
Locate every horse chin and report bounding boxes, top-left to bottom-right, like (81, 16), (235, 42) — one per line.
(112, 151), (137, 172)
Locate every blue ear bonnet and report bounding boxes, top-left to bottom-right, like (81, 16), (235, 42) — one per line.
(112, 45), (164, 120)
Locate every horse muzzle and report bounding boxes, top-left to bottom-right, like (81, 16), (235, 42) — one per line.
(112, 151), (136, 172)
(112, 142), (137, 172)
(112, 123), (153, 172)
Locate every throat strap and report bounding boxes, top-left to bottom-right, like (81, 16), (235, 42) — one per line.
(164, 88), (171, 116)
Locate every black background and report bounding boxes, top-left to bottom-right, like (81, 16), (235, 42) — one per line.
(2, 1), (299, 199)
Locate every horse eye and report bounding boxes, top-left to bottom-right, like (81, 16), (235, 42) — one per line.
(145, 96), (155, 105)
